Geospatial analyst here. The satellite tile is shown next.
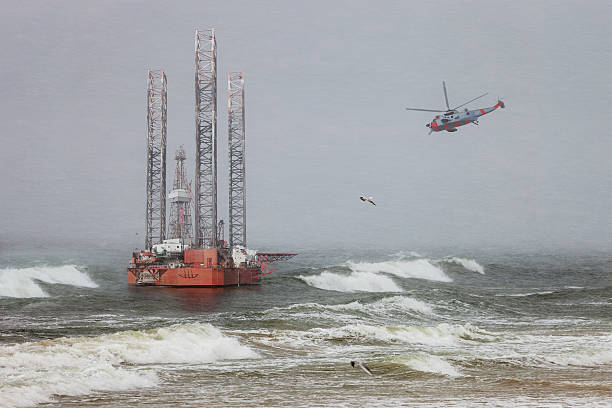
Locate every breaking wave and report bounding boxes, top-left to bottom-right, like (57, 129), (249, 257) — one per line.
(0, 265), (98, 298)
(0, 323), (257, 407)
(298, 271), (402, 293)
(347, 259), (452, 282)
(393, 353), (462, 377)
(441, 257), (485, 274)
(309, 322), (495, 346)
(329, 296), (434, 316)
(543, 347), (612, 367)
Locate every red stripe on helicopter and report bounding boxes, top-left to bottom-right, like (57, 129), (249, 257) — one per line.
(480, 109), (486, 115)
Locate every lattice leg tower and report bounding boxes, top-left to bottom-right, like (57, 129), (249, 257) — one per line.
(194, 28), (218, 248)
(145, 69), (167, 250)
(228, 72), (246, 248)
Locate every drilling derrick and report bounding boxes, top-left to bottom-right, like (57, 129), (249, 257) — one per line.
(228, 72), (246, 248)
(168, 146), (192, 243)
(194, 29), (218, 249)
(145, 69), (167, 250)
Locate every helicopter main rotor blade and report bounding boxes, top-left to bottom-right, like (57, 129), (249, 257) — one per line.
(451, 92), (488, 110)
(405, 107), (447, 113)
(443, 81), (450, 111)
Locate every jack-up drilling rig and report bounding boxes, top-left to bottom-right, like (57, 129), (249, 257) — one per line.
(128, 29), (296, 287)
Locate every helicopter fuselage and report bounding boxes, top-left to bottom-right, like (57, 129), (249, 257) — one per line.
(427, 100), (505, 132)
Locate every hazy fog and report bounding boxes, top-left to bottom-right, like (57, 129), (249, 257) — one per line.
(1, 0), (611, 252)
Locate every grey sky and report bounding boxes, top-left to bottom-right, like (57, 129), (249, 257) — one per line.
(1, 0), (611, 252)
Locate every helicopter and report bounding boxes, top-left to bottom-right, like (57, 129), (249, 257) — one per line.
(406, 81), (505, 134)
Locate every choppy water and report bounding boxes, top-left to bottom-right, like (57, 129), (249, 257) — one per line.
(1, 247), (611, 407)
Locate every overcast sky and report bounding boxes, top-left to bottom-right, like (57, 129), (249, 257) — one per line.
(1, 0), (611, 252)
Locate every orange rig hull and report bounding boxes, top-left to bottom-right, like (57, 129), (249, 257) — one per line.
(128, 248), (295, 287)
(128, 265), (262, 287)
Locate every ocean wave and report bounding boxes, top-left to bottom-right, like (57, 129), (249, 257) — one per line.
(347, 259), (452, 282)
(0, 323), (257, 407)
(544, 347), (612, 367)
(328, 296), (434, 316)
(392, 353), (462, 377)
(298, 271), (402, 293)
(0, 265), (98, 298)
(440, 257), (485, 274)
(495, 291), (555, 297)
(310, 322), (495, 346)
(242, 323), (495, 353)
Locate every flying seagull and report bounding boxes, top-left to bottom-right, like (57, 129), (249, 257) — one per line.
(360, 196), (376, 206)
(350, 360), (373, 376)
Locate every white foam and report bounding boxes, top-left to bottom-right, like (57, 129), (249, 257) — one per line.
(0, 323), (257, 407)
(0, 265), (98, 298)
(443, 257), (485, 274)
(298, 271), (402, 292)
(347, 259), (452, 282)
(394, 353), (462, 377)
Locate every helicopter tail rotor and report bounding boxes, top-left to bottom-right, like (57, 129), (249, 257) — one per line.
(496, 99), (505, 109)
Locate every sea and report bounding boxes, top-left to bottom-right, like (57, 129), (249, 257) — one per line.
(0, 245), (610, 407)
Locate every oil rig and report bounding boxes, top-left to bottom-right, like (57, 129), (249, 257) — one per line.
(128, 29), (295, 287)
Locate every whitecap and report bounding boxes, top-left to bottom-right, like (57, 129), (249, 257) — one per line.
(393, 353), (462, 377)
(347, 259), (452, 282)
(298, 271), (402, 293)
(0, 265), (98, 298)
(442, 257), (485, 274)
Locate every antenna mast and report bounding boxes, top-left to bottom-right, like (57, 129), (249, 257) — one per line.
(194, 29), (218, 248)
(145, 69), (167, 250)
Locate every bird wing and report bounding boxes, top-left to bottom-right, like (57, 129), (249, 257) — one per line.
(360, 362), (373, 376)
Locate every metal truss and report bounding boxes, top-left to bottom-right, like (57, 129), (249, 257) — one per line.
(145, 69), (167, 250)
(194, 28), (218, 248)
(168, 146), (192, 243)
(227, 72), (246, 248)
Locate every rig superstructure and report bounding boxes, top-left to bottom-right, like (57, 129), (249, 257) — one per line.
(128, 29), (295, 287)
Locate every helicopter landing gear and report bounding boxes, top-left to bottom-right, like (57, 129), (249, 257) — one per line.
(473, 120), (479, 125)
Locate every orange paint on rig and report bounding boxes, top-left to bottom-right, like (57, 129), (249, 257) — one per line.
(128, 248), (297, 287)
